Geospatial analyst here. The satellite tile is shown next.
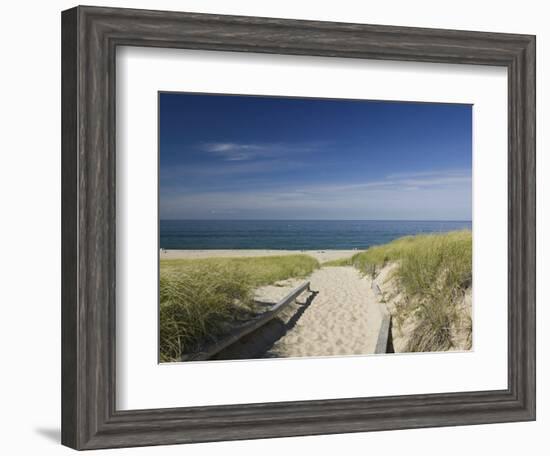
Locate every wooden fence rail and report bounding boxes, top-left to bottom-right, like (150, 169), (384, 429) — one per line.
(181, 281), (311, 361)
(372, 279), (394, 354)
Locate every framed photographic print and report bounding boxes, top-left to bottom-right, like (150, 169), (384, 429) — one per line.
(61, 5), (536, 450)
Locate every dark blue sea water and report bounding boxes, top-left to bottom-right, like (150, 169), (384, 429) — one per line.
(159, 220), (472, 250)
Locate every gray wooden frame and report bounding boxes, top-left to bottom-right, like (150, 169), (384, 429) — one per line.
(61, 5), (536, 450)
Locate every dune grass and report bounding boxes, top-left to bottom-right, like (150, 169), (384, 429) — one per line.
(159, 255), (319, 362)
(329, 230), (472, 352)
(322, 257), (354, 267)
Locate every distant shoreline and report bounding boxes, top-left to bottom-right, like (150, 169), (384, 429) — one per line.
(160, 249), (358, 263)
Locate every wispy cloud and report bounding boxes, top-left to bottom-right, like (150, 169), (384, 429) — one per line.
(199, 141), (318, 162)
(160, 159), (308, 185)
(385, 170), (467, 179)
(201, 142), (269, 161)
(160, 169), (472, 220)
(281, 169), (471, 195)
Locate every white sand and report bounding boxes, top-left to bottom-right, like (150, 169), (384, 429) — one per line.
(253, 278), (305, 304)
(161, 249), (358, 263)
(257, 266), (384, 358)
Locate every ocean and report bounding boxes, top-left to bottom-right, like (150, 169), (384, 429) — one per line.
(159, 220), (472, 250)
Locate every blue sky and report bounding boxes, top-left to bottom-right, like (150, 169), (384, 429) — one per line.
(159, 93), (472, 220)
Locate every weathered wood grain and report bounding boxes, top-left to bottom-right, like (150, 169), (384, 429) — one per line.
(374, 313), (393, 355)
(61, 5), (536, 450)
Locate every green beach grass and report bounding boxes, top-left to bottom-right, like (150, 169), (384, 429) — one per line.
(326, 230), (472, 352)
(159, 255), (319, 362)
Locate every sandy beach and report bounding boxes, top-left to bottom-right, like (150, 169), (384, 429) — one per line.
(160, 249), (358, 263)
(255, 266), (383, 358)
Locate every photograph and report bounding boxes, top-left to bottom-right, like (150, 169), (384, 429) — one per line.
(49, 2), (537, 452)
(158, 93), (473, 363)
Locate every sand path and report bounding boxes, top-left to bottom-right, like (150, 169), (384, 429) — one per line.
(263, 266), (384, 358)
